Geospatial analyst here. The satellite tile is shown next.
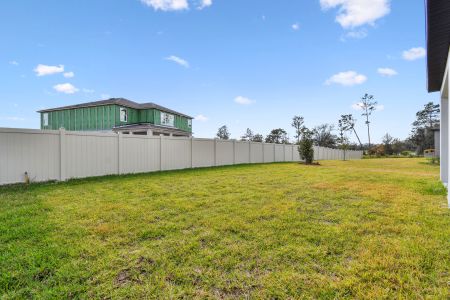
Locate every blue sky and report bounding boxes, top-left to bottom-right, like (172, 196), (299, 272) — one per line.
(0, 0), (437, 142)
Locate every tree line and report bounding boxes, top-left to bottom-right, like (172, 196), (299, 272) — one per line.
(215, 94), (440, 156)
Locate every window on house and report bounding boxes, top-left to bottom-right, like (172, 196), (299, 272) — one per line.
(120, 108), (128, 122)
(188, 119), (192, 128)
(161, 112), (174, 127)
(43, 113), (49, 126)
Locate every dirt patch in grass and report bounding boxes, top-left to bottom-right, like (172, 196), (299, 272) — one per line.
(299, 161), (321, 166)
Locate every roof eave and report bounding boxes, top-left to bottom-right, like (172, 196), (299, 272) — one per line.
(37, 98), (194, 119)
(426, 0), (450, 92)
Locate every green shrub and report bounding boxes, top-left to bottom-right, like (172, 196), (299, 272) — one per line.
(298, 129), (314, 164)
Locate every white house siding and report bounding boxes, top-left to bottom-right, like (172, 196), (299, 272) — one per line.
(440, 49), (450, 207)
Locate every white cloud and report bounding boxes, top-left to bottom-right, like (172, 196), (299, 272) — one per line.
(82, 88), (95, 93)
(63, 71), (75, 78)
(325, 71), (367, 86)
(140, 0), (188, 11)
(402, 47), (426, 61)
(351, 103), (362, 110)
(101, 94), (111, 99)
(320, 0), (391, 29)
(234, 96), (256, 105)
(352, 102), (384, 111)
(292, 23), (300, 30)
(198, 0), (212, 9)
(165, 55), (190, 68)
(34, 64), (64, 76)
(345, 28), (368, 39)
(140, 0), (213, 11)
(194, 114), (209, 122)
(9, 61), (19, 66)
(53, 83), (79, 94)
(377, 67), (397, 77)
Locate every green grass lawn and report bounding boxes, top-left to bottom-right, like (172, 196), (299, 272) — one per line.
(1, 159), (449, 299)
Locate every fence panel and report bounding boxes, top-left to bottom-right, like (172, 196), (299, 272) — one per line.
(0, 129), (60, 184)
(192, 138), (214, 168)
(292, 145), (301, 161)
(284, 145), (293, 162)
(216, 140), (234, 166)
(235, 141), (250, 164)
(275, 144), (284, 162)
(263, 144), (275, 163)
(120, 135), (159, 174)
(313, 146), (319, 160)
(0, 128), (363, 185)
(65, 132), (118, 179)
(250, 142), (264, 163)
(163, 137), (191, 170)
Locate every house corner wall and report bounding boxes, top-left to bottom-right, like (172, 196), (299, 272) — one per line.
(442, 48), (450, 207)
(441, 96), (448, 185)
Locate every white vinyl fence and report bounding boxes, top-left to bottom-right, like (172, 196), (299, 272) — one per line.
(0, 128), (363, 185)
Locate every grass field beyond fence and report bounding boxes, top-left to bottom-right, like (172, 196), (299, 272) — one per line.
(1, 159), (449, 299)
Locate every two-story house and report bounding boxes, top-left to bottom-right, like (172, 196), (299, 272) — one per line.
(38, 98), (193, 137)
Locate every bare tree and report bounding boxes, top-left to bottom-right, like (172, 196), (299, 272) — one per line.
(357, 94), (377, 149)
(291, 116), (305, 144)
(241, 128), (254, 141)
(340, 114), (363, 148)
(338, 118), (350, 160)
(241, 128), (264, 142)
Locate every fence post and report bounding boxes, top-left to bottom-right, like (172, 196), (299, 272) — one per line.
(291, 145), (295, 161)
(262, 142), (265, 163)
(117, 132), (122, 175)
(248, 141), (251, 163)
(233, 139), (236, 165)
(59, 128), (66, 181)
(273, 143), (276, 162)
(214, 138), (218, 166)
(190, 137), (194, 168)
(160, 134), (163, 171)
